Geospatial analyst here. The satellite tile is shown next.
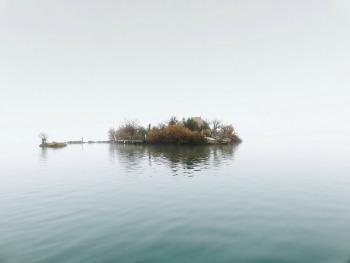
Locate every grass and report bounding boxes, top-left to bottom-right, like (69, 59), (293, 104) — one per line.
(39, 142), (67, 148)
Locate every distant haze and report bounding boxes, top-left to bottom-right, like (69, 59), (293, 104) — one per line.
(0, 0), (349, 145)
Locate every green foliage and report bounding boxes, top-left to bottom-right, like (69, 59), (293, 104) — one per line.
(183, 118), (198, 131)
(182, 118), (209, 132)
(201, 121), (210, 131)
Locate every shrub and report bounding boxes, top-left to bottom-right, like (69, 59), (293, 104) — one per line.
(115, 119), (145, 141)
(147, 125), (206, 144)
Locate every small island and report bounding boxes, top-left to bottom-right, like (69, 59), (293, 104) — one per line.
(38, 116), (241, 147)
(39, 133), (67, 148)
(108, 116), (242, 145)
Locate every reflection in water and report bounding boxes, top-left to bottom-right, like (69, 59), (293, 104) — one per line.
(40, 147), (48, 163)
(109, 145), (147, 172)
(38, 146), (70, 166)
(109, 144), (240, 176)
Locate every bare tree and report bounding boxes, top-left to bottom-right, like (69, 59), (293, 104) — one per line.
(211, 118), (222, 134)
(116, 119), (142, 140)
(168, 116), (178, 126)
(219, 124), (241, 142)
(108, 128), (116, 141)
(221, 124), (234, 137)
(157, 122), (166, 130)
(125, 118), (139, 128)
(39, 132), (48, 144)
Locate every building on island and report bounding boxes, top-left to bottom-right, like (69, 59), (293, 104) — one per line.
(191, 117), (206, 128)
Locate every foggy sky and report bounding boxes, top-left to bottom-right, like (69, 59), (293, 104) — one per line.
(0, 0), (349, 144)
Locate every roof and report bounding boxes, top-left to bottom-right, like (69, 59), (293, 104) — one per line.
(191, 117), (205, 127)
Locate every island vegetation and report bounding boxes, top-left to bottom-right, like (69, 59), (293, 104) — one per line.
(38, 116), (241, 148)
(38, 133), (67, 148)
(108, 116), (241, 145)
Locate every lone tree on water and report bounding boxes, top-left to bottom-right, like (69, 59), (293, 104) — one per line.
(39, 132), (48, 144)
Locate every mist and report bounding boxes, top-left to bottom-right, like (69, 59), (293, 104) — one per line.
(1, 0), (349, 146)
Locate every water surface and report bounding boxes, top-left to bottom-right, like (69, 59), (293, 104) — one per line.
(0, 139), (350, 263)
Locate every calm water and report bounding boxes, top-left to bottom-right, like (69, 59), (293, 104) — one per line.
(0, 139), (350, 263)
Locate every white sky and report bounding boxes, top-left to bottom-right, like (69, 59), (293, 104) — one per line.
(0, 0), (349, 144)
